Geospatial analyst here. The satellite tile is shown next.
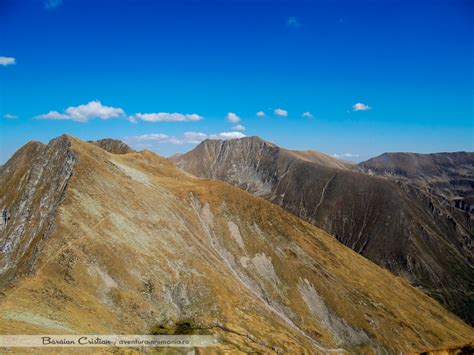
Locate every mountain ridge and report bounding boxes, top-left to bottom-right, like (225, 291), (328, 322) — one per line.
(359, 151), (474, 214)
(0, 135), (473, 353)
(173, 136), (474, 325)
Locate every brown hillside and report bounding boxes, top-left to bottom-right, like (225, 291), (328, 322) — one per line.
(0, 135), (472, 353)
(173, 137), (474, 325)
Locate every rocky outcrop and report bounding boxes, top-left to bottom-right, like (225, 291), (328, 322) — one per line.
(173, 137), (474, 325)
(88, 138), (135, 154)
(0, 135), (472, 353)
(0, 135), (76, 287)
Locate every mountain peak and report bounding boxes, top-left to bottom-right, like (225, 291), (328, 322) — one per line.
(0, 134), (76, 286)
(88, 138), (135, 154)
(173, 135), (474, 325)
(199, 135), (276, 148)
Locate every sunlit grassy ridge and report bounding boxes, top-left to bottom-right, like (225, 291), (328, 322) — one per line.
(0, 135), (472, 353)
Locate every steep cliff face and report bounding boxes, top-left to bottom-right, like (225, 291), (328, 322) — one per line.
(0, 135), (472, 353)
(173, 137), (474, 325)
(0, 135), (76, 287)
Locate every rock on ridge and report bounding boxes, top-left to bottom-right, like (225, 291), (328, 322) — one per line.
(89, 138), (135, 155)
(0, 135), (76, 286)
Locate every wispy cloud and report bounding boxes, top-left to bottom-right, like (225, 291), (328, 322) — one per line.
(132, 112), (203, 122)
(302, 112), (313, 118)
(45, 0), (63, 9)
(126, 131), (246, 146)
(232, 124), (246, 131)
(333, 153), (360, 159)
(128, 133), (188, 145)
(183, 131), (208, 143)
(3, 114), (18, 119)
(0, 57), (16, 66)
(226, 112), (240, 123)
(353, 103), (371, 111)
(132, 133), (170, 142)
(36, 101), (124, 122)
(287, 17), (302, 28)
(256, 111), (265, 117)
(274, 108), (288, 117)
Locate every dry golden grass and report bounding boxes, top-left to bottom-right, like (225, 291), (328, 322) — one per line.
(0, 136), (472, 354)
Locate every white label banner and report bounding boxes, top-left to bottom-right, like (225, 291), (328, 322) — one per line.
(0, 335), (219, 347)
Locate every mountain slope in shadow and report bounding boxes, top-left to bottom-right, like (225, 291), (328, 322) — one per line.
(359, 151), (474, 214)
(173, 137), (474, 325)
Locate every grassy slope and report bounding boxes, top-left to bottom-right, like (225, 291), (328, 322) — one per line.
(0, 136), (472, 353)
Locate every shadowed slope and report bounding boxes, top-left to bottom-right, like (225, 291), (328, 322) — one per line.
(174, 137), (474, 325)
(359, 152), (474, 214)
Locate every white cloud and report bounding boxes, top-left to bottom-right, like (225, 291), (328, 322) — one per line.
(226, 112), (240, 123)
(133, 112), (203, 122)
(332, 153), (360, 159)
(3, 114), (18, 119)
(232, 124), (246, 131)
(287, 17), (302, 28)
(127, 115), (138, 124)
(183, 131), (208, 143)
(0, 57), (15, 66)
(353, 103), (371, 111)
(65, 101), (124, 121)
(36, 101), (205, 124)
(256, 111), (265, 117)
(302, 112), (313, 118)
(36, 100), (125, 122)
(129, 133), (185, 145)
(210, 131), (246, 140)
(37, 111), (69, 120)
(274, 108), (288, 117)
(132, 133), (170, 142)
(126, 130), (246, 146)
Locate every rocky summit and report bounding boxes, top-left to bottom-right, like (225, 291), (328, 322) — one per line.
(88, 138), (136, 155)
(173, 136), (474, 326)
(0, 135), (472, 353)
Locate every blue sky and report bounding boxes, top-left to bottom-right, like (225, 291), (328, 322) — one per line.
(0, 0), (472, 163)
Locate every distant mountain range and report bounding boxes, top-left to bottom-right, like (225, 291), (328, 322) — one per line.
(360, 151), (474, 213)
(0, 135), (472, 353)
(173, 136), (474, 325)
